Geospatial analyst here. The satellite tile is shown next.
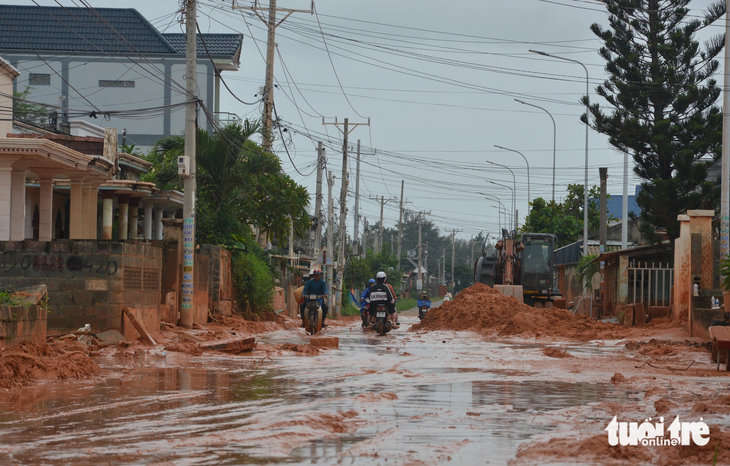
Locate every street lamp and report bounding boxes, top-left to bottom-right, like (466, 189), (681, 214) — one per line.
(513, 99), (555, 202)
(484, 179), (515, 231)
(485, 161), (517, 229)
(530, 49), (590, 256)
(478, 191), (509, 232)
(494, 144), (531, 214)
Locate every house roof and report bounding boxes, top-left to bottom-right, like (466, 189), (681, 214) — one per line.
(0, 5), (177, 54)
(162, 33), (243, 59)
(0, 5), (242, 61)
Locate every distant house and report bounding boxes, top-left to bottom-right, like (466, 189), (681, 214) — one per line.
(0, 5), (243, 150)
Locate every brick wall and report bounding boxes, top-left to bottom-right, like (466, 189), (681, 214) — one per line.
(0, 240), (162, 332)
(0, 303), (46, 347)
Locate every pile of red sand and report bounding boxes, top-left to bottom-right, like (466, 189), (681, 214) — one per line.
(411, 283), (626, 340)
(0, 341), (101, 389)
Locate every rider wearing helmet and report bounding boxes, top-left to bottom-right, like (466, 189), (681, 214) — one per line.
(360, 278), (376, 328)
(383, 274), (400, 327)
(364, 271), (396, 325)
(300, 268), (328, 328)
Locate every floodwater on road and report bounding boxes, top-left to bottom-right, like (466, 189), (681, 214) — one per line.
(0, 317), (642, 465)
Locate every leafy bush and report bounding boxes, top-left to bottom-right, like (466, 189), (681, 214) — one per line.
(396, 298), (417, 312)
(721, 256), (730, 293)
(341, 301), (360, 316)
(576, 254), (600, 291)
(0, 286), (19, 306)
(232, 251), (275, 318)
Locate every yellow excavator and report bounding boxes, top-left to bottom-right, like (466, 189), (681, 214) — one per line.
(474, 229), (559, 307)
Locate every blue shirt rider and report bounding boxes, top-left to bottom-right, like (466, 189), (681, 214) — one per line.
(300, 269), (328, 327)
(360, 278), (376, 328)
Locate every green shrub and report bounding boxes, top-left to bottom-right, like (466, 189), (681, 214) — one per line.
(232, 251), (275, 317)
(342, 301), (360, 317)
(0, 287), (20, 306)
(396, 298), (418, 312)
(721, 256), (730, 293)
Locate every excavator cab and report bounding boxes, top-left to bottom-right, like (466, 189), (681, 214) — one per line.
(521, 233), (557, 307)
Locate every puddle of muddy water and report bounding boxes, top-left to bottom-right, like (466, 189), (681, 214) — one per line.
(0, 318), (644, 465)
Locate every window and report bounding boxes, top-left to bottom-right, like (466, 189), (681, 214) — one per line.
(28, 73), (50, 85)
(99, 80), (135, 88)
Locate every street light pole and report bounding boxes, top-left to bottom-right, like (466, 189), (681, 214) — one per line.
(478, 191), (508, 233)
(494, 145), (530, 214)
(484, 180), (515, 231)
(530, 49), (590, 255)
(513, 99), (555, 202)
(485, 161), (517, 230)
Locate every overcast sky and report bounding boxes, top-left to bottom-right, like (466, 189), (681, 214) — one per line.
(5, 0), (725, 242)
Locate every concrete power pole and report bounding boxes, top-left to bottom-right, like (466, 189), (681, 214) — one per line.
(180, 0), (197, 329)
(322, 118), (369, 318)
(314, 141), (324, 253)
(418, 219), (423, 291)
(234, 1), (313, 152)
(353, 140), (361, 255)
(397, 180), (404, 272)
(721, 0), (730, 280)
(599, 167), (608, 253)
(448, 229), (462, 289)
(326, 171), (334, 311)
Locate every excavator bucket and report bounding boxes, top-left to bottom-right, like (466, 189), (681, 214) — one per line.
(494, 285), (524, 303)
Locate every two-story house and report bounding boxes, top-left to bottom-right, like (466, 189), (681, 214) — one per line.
(0, 5), (243, 150)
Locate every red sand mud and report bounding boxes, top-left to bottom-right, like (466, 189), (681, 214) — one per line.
(0, 341), (101, 389)
(411, 283), (680, 340)
(164, 341), (203, 356)
(514, 428), (730, 466)
(355, 392), (398, 402)
(542, 347), (573, 358)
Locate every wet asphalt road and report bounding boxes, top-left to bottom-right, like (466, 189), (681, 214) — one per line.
(0, 315), (640, 465)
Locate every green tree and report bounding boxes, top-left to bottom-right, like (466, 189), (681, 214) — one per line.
(146, 122), (310, 245)
(13, 86), (51, 124)
(588, 0), (724, 242)
(521, 184), (604, 248)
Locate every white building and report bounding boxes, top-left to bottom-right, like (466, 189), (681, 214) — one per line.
(0, 5), (243, 150)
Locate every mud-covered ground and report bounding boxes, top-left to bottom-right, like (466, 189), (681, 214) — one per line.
(1, 287), (729, 465)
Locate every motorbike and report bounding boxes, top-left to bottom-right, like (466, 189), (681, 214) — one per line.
(418, 305), (429, 321)
(373, 303), (392, 336)
(303, 295), (325, 335)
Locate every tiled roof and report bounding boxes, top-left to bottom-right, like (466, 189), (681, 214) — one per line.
(162, 33), (243, 58)
(0, 5), (177, 54)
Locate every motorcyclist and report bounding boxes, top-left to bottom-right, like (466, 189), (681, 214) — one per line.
(417, 292), (432, 310)
(360, 278), (376, 328)
(364, 271), (396, 327)
(300, 268), (328, 328)
(384, 274), (400, 327)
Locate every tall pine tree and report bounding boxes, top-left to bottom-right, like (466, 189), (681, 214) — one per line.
(587, 0), (724, 242)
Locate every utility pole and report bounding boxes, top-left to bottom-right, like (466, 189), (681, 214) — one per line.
(397, 180), (404, 272)
(353, 140), (361, 255)
(415, 211), (430, 290)
(599, 167), (608, 253)
(448, 229), (462, 289)
(322, 118), (369, 318)
(369, 194), (396, 253)
(326, 171), (334, 311)
(180, 0), (197, 329)
(234, 0), (314, 151)
(314, 141), (324, 253)
(363, 217), (368, 260)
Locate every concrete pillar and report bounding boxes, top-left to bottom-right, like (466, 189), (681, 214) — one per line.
(688, 210), (715, 291)
(38, 176), (54, 242)
(0, 163), (12, 241)
(118, 195), (129, 240)
(10, 162), (31, 241)
(143, 204), (153, 240)
(154, 207), (164, 240)
(68, 177), (84, 240)
(673, 214), (691, 321)
(128, 198), (140, 240)
(618, 255), (629, 306)
(88, 184), (99, 240)
(101, 191), (114, 240)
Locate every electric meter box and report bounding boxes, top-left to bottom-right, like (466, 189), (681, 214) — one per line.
(178, 156), (190, 176)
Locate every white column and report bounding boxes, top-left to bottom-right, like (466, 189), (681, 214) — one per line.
(0, 163), (12, 241)
(10, 164), (28, 241)
(88, 184), (99, 240)
(102, 193), (114, 240)
(143, 204), (153, 239)
(118, 196), (129, 240)
(80, 181), (91, 240)
(154, 208), (164, 240)
(128, 199), (139, 240)
(38, 176), (54, 242)
(68, 177), (85, 240)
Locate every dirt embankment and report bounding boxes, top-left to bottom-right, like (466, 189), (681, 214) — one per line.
(411, 283), (680, 341)
(0, 341), (101, 389)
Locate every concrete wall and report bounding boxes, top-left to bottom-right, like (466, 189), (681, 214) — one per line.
(0, 240), (162, 332)
(0, 303), (46, 347)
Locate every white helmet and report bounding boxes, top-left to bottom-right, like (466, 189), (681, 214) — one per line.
(376, 271), (387, 280)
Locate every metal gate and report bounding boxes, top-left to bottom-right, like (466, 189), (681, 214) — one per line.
(628, 261), (673, 308)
